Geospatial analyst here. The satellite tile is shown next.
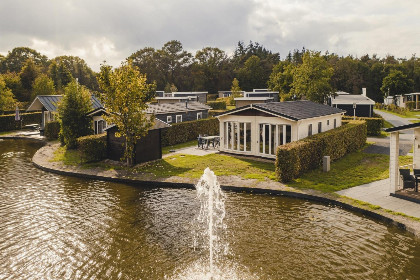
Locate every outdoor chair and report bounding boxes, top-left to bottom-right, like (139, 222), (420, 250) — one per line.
(399, 169), (416, 189)
(213, 136), (220, 148)
(197, 135), (205, 149)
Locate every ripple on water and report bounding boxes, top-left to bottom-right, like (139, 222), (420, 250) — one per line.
(0, 139), (420, 280)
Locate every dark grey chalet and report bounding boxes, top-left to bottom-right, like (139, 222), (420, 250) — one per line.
(147, 101), (211, 124)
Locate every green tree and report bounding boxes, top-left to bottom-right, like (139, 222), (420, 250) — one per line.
(31, 74), (55, 100)
(0, 76), (17, 114)
(48, 60), (74, 92)
(128, 47), (165, 89)
(0, 47), (49, 73)
(19, 59), (40, 101)
(380, 69), (414, 97)
(98, 62), (156, 166)
(51, 56), (99, 91)
(291, 51), (334, 103)
(236, 55), (266, 91)
(0, 72), (25, 101)
(268, 61), (295, 100)
(57, 80), (93, 148)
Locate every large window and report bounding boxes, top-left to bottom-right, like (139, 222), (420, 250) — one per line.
(224, 121), (251, 152)
(176, 115), (182, 123)
(308, 124), (312, 136)
(318, 122), (322, 133)
(197, 112), (202, 120)
(167, 116), (172, 123)
(260, 124), (292, 155)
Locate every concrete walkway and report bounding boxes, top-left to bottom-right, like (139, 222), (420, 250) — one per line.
(163, 146), (219, 157)
(374, 109), (416, 134)
(337, 179), (420, 219)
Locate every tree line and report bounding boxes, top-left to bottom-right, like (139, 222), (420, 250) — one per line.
(1, 41), (420, 112)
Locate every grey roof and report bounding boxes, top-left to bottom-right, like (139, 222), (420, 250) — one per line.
(218, 101), (344, 121)
(147, 101), (210, 114)
(331, 94), (375, 105)
(385, 122), (420, 133)
(234, 97), (274, 100)
(27, 95), (103, 112)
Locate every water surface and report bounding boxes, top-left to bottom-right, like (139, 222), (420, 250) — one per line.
(1, 139), (420, 279)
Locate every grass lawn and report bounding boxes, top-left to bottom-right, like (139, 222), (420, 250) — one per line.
(375, 108), (420, 119)
(288, 153), (412, 192)
(52, 146), (84, 165)
(162, 140), (196, 155)
(383, 120), (394, 128)
(136, 153), (276, 180)
(0, 130), (19, 136)
(226, 105), (236, 110)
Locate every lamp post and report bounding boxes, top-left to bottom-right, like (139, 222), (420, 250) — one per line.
(353, 102), (356, 120)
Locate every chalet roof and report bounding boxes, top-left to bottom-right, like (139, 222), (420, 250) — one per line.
(147, 101), (211, 114)
(385, 122), (420, 133)
(218, 101), (344, 121)
(234, 97), (274, 101)
(105, 118), (171, 131)
(27, 95), (103, 112)
(331, 93), (375, 105)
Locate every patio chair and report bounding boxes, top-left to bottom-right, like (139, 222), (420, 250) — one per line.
(197, 135), (205, 149)
(213, 136), (220, 148)
(399, 169), (415, 189)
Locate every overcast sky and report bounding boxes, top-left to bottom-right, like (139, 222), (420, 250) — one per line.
(1, 0), (419, 71)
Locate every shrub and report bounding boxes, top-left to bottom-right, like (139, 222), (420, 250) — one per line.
(77, 134), (107, 162)
(208, 110), (226, 117)
(44, 121), (60, 140)
(207, 101), (226, 110)
(375, 103), (408, 115)
(342, 116), (383, 136)
(276, 120), (367, 182)
(161, 118), (219, 146)
(405, 101), (420, 110)
(0, 112), (42, 132)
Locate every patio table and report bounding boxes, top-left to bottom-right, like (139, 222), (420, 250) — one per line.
(199, 136), (220, 149)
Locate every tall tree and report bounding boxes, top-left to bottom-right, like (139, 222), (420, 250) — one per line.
(291, 51), (334, 103)
(51, 56), (99, 91)
(98, 62), (156, 166)
(236, 55), (266, 91)
(31, 74), (55, 100)
(57, 80), (93, 148)
(48, 60), (73, 92)
(0, 72), (25, 102)
(229, 78), (242, 105)
(0, 47), (48, 73)
(380, 69), (414, 97)
(19, 59), (40, 101)
(129, 47), (165, 89)
(0, 76), (17, 114)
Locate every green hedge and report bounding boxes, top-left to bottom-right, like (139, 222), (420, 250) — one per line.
(0, 112), (42, 132)
(276, 120), (367, 183)
(405, 101), (420, 110)
(77, 134), (107, 162)
(44, 121), (61, 140)
(161, 118), (219, 146)
(207, 101), (226, 110)
(342, 116), (383, 136)
(375, 103), (408, 115)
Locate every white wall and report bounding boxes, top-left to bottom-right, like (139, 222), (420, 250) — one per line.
(297, 114), (342, 140)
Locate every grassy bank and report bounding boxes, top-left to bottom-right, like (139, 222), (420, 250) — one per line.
(375, 108), (420, 119)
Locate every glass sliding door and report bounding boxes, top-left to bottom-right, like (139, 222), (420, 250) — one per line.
(224, 121), (251, 153)
(259, 123), (292, 156)
(245, 123), (251, 151)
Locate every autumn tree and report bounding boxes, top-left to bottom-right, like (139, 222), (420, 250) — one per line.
(57, 80), (93, 148)
(0, 76), (17, 114)
(229, 78), (242, 105)
(31, 74), (55, 100)
(290, 51), (334, 103)
(0, 72), (25, 101)
(98, 62), (156, 166)
(48, 60), (73, 92)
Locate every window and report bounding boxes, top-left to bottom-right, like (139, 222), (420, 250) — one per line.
(308, 124), (312, 136)
(197, 112), (202, 120)
(318, 122), (322, 133)
(327, 120), (330, 126)
(334, 119), (337, 128)
(176, 115), (182, 123)
(167, 116), (172, 123)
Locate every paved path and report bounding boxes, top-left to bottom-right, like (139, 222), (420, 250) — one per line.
(163, 146), (219, 157)
(374, 109), (415, 134)
(337, 179), (420, 219)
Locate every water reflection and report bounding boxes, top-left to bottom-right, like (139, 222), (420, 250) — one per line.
(0, 140), (420, 280)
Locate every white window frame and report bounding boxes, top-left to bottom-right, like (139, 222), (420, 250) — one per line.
(197, 112), (202, 120)
(167, 116), (172, 123)
(176, 115), (182, 123)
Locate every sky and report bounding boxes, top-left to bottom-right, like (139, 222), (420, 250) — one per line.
(1, 0), (420, 71)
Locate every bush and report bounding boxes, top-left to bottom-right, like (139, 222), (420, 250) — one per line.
(44, 121), (61, 140)
(276, 120), (367, 182)
(375, 103), (408, 115)
(0, 112), (42, 132)
(77, 134), (107, 162)
(342, 116), (383, 136)
(161, 118), (219, 146)
(405, 101), (420, 110)
(208, 110), (226, 117)
(207, 101), (226, 110)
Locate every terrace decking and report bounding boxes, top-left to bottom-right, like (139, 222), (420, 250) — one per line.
(392, 189), (420, 205)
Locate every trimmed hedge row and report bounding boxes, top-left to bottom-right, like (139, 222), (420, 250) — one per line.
(0, 112), (42, 132)
(207, 101), (226, 110)
(77, 133), (107, 162)
(44, 121), (60, 140)
(342, 116), (383, 136)
(276, 120), (367, 183)
(161, 118), (219, 146)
